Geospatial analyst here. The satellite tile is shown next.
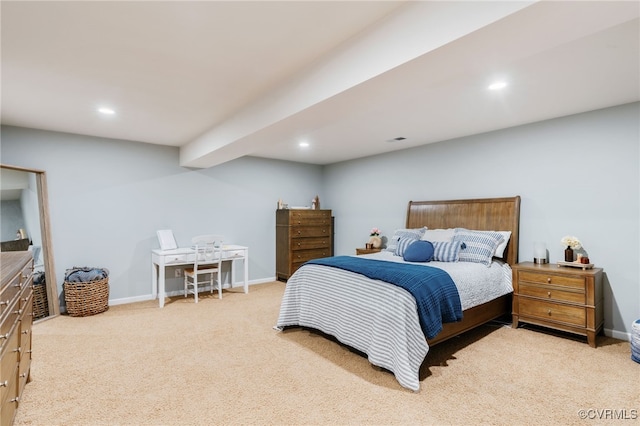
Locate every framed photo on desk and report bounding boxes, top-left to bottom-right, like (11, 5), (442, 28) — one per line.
(157, 230), (177, 250)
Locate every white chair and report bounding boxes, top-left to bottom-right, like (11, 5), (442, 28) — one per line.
(183, 235), (224, 303)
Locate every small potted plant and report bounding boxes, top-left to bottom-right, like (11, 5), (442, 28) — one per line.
(368, 227), (382, 249)
(561, 235), (582, 262)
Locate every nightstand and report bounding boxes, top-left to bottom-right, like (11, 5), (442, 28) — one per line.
(512, 262), (603, 347)
(355, 247), (382, 255)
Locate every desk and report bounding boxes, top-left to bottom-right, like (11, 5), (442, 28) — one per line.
(151, 245), (248, 308)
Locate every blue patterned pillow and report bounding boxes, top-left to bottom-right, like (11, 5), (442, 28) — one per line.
(452, 228), (504, 266)
(395, 237), (417, 257)
(385, 227), (427, 253)
(432, 241), (464, 262)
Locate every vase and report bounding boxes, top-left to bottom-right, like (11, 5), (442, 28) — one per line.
(564, 246), (574, 262)
(368, 236), (382, 249)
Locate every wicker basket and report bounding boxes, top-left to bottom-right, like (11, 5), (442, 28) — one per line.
(33, 284), (49, 320)
(64, 277), (109, 317)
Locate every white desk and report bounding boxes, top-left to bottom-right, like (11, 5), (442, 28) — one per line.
(151, 245), (248, 308)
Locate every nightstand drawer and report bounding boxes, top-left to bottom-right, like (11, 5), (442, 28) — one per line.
(519, 270), (584, 289)
(519, 298), (585, 326)
(519, 283), (585, 304)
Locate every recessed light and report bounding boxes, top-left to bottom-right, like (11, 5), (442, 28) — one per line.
(299, 142), (309, 148)
(97, 107), (115, 115)
(488, 81), (507, 91)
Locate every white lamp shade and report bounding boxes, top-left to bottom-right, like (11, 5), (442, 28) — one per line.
(533, 242), (547, 263)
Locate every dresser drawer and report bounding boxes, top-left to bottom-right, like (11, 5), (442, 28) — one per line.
(519, 298), (585, 326)
(519, 270), (585, 289)
(0, 302), (20, 341)
(291, 248), (331, 264)
(1, 372), (18, 426)
(291, 237), (330, 251)
(0, 274), (21, 319)
(288, 210), (330, 220)
(518, 283), (585, 304)
(291, 226), (331, 238)
(0, 328), (19, 403)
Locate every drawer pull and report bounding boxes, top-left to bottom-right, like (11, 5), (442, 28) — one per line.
(0, 333), (9, 340)
(22, 330), (29, 335)
(13, 309), (23, 315)
(547, 291), (551, 298)
(19, 373), (27, 378)
(548, 309), (552, 316)
(547, 277), (551, 283)
(14, 283), (22, 288)
(10, 397), (19, 403)
(0, 381), (7, 387)
(0, 300), (9, 306)
(13, 347), (21, 354)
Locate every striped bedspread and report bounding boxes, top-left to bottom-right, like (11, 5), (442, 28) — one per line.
(305, 256), (462, 339)
(275, 254), (513, 392)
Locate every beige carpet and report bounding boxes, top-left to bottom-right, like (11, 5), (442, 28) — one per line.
(15, 282), (638, 426)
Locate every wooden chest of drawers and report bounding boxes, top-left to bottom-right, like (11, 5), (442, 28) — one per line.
(276, 209), (333, 281)
(512, 262), (603, 347)
(0, 252), (34, 426)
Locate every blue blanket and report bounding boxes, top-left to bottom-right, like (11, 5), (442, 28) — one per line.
(306, 256), (462, 339)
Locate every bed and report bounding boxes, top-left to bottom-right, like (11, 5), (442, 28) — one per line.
(276, 196), (520, 391)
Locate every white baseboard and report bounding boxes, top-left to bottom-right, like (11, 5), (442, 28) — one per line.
(604, 328), (631, 342)
(107, 277), (277, 307)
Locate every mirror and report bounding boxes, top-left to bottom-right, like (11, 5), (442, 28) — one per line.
(1, 164), (59, 319)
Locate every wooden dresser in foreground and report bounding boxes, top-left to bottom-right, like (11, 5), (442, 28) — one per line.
(276, 209), (333, 281)
(0, 252), (34, 425)
(512, 262), (603, 347)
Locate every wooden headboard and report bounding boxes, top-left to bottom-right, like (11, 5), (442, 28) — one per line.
(405, 196), (521, 266)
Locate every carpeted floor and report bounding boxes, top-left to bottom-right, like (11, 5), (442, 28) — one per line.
(14, 281), (638, 426)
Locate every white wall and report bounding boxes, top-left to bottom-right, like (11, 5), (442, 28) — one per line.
(2, 102), (637, 338)
(324, 102), (639, 338)
(1, 126), (324, 302)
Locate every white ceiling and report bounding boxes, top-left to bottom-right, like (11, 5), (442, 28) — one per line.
(2, 1), (638, 167)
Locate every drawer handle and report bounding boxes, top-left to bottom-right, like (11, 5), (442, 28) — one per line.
(547, 277), (551, 283)
(10, 397), (19, 403)
(548, 309), (552, 316)
(0, 381), (7, 387)
(19, 373), (27, 378)
(0, 333), (9, 340)
(13, 347), (21, 354)
(297, 243), (301, 247)
(297, 231), (301, 235)
(22, 330), (29, 335)
(13, 309), (23, 315)
(0, 300), (9, 306)
(547, 291), (551, 298)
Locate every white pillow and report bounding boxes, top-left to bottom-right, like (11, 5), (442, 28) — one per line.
(421, 228), (455, 243)
(492, 231), (511, 258)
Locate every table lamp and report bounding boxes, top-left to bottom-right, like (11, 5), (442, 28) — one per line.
(533, 242), (547, 264)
